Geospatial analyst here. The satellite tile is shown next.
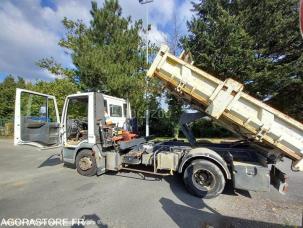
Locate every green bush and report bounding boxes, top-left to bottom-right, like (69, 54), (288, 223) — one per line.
(190, 119), (233, 138)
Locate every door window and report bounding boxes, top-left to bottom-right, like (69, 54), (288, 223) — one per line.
(21, 92), (47, 122)
(66, 97), (88, 120)
(66, 96), (88, 145)
(109, 104), (122, 117)
(19, 91), (59, 145)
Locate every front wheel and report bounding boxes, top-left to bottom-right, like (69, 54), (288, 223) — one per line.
(76, 149), (97, 176)
(183, 159), (225, 199)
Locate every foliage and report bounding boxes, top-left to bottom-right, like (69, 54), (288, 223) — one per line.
(0, 75), (78, 122)
(37, 58), (77, 82)
(27, 78), (79, 114)
(0, 75), (26, 119)
(149, 107), (179, 137)
(191, 119), (233, 138)
(38, 0), (147, 117)
(182, 0), (303, 121)
(268, 81), (303, 121)
(166, 94), (183, 138)
(66, 97), (88, 120)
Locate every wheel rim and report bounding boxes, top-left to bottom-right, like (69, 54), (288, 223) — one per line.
(79, 156), (93, 171)
(192, 169), (216, 191)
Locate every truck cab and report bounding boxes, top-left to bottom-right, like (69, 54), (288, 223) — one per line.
(14, 89), (134, 175)
(14, 89), (131, 147)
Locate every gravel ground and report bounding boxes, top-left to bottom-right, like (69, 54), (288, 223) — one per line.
(0, 138), (302, 228)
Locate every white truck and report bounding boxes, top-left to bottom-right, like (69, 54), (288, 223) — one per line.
(14, 46), (303, 198)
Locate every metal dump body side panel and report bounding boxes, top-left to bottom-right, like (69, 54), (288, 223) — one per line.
(147, 46), (303, 163)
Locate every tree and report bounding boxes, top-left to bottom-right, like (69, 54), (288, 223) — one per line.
(182, 0), (256, 82)
(267, 81), (303, 121)
(0, 75), (78, 120)
(0, 75), (26, 119)
(38, 0), (147, 117)
(27, 78), (79, 113)
(182, 0), (303, 121)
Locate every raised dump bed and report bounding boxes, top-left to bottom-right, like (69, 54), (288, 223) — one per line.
(147, 45), (303, 171)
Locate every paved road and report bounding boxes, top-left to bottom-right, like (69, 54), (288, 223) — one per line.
(0, 139), (302, 227)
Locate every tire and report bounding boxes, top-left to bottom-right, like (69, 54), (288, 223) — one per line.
(183, 159), (225, 199)
(76, 149), (97, 176)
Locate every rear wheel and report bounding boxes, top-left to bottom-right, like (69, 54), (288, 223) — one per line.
(183, 159), (225, 199)
(76, 149), (97, 176)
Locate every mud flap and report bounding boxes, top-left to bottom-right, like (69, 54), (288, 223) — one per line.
(270, 165), (288, 194)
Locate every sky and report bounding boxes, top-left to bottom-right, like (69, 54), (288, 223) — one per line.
(0, 0), (194, 82)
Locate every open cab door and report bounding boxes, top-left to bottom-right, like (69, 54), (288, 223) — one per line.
(14, 88), (61, 149)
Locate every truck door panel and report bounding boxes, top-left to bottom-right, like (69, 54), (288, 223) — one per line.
(14, 89), (60, 148)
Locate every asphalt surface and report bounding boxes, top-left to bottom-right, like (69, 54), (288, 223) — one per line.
(0, 138), (302, 228)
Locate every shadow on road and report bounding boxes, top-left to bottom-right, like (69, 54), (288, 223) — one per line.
(159, 197), (293, 228)
(38, 154), (62, 168)
(111, 170), (251, 208)
(163, 175), (251, 209)
(161, 175), (296, 227)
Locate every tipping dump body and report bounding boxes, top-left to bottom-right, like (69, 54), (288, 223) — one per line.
(147, 45), (303, 171)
